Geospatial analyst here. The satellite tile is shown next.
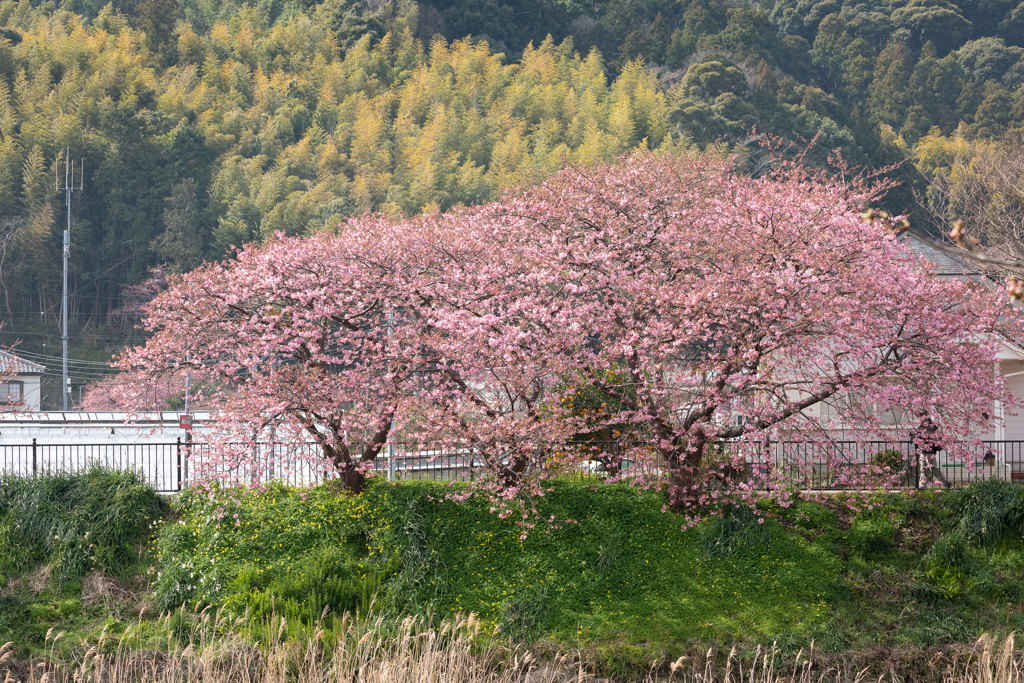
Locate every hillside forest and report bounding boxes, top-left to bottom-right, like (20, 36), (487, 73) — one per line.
(0, 0), (1023, 402)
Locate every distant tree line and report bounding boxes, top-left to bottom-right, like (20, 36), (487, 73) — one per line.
(0, 0), (1021, 339)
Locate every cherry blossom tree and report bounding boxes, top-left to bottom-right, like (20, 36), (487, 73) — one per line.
(116, 215), (580, 497)
(80, 372), (179, 411)
(115, 149), (1023, 517)
(463, 151), (1022, 513)
(116, 223), (432, 493)
(398, 215), (585, 468)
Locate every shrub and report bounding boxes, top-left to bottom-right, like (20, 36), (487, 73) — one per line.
(0, 466), (163, 585)
(234, 550), (384, 628)
(700, 504), (773, 557)
(922, 532), (974, 601)
(153, 481), (386, 617)
(871, 449), (911, 485)
(845, 516), (896, 557)
(498, 581), (551, 641)
(925, 532), (969, 571)
(947, 479), (1024, 547)
(872, 449), (906, 471)
(0, 511), (32, 583)
(885, 491), (932, 520)
(786, 500), (836, 529)
(154, 479), (844, 650)
(908, 577), (948, 606)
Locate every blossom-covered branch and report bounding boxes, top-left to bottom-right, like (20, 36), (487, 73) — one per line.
(115, 150), (1023, 521)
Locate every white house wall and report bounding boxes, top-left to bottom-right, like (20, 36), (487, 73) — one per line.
(1001, 361), (1024, 441)
(22, 376), (41, 411)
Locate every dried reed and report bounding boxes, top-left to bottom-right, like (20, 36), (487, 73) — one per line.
(665, 634), (1023, 683)
(0, 609), (576, 683)
(1, 613), (1020, 683)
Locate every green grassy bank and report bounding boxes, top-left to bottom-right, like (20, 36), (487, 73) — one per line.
(0, 467), (165, 647)
(4, 471), (1024, 678)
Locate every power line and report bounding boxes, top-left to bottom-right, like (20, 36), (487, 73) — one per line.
(13, 347), (117, 361)
(21, 366), (126, 378)
(1, 308), (146, 319)
(39, 373), (117, 382)
(0, 329), (145, 341)
(7, 350), (125, 365)
(34, 363), (119, 376)
(9, 349), (117, 366)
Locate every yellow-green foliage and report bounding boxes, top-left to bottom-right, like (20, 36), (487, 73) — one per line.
(0, 5), (669, 238)
(155, 480), (841, 648)
(13, 478), (1024, 666)
(0, 3), (676, 334)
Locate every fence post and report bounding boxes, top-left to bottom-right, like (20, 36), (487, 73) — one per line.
(31, 438), (37, 477)
(913, 443), (920, 490)
(183, 428), (190, 485)
(387, 441), (395, 481)
(176, 437), (182, 492)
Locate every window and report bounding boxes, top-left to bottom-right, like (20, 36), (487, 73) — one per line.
(820, 393), (854, 420)
(880, 407), (905, 426)
(0, 381), (23, 403)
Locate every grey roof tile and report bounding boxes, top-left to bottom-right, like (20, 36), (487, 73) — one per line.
(0, 350), (47, 375)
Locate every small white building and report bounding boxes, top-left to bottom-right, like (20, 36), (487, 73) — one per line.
(0, 351), (46, 412)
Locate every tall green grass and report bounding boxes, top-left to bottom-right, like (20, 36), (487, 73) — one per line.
(0, 465), (164, 585)
(947, 479), (1024, 548)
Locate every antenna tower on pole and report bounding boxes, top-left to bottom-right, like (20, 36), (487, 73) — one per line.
(56, 149), (83, 412)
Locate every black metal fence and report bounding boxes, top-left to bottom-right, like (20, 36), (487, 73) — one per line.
(0, 439), (188, 492)
(1, 438), (1023, 493)
(760, 440), (1024, 490)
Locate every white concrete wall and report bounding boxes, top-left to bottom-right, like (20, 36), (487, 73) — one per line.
(0, 412), (328, 492)
(0, 413), (211, 491)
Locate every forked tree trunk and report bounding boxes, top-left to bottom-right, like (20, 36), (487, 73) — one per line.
(333, 455), (367, 493)
(325, 442), (376, 495)
(496, 451), (528, 489)
(319, 415), (393, 495)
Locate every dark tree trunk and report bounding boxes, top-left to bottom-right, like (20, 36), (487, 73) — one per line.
(665, 435), (706, 512)
(494, 447), (530, 489)
(315, 413), (393, 495)
(338, 463), (367, 494)
(325, 442), (368, 494)
(604, 458), (621, 477)
(323, 425), (391, 495)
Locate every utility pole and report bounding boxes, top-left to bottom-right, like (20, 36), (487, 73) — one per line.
(387, 308), (396, 481)
(184, 351), (191, 483)
(56, 149), (83, 411)
(184, 352), (191, 415)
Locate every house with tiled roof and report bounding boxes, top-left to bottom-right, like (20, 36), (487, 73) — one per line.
(0, 350), (46, 411)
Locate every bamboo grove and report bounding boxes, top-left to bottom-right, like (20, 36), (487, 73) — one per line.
(0, 0), (1023, 349)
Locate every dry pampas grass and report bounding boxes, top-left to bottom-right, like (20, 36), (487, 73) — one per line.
(662, 633), (1021, 683)
(0, 609), (583, 683)
(0, 611), (1021, 683)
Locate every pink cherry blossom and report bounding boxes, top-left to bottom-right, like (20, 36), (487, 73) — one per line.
(112, 149), (1023, 522)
